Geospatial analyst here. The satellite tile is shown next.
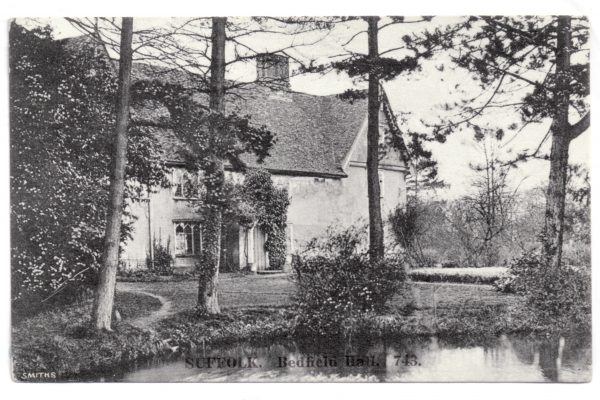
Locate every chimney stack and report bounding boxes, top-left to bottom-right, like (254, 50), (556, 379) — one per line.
(256, 53), (290, 89)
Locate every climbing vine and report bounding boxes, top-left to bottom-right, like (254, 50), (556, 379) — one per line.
(131, 79), (277, 278)
(237, 169), (290, 269)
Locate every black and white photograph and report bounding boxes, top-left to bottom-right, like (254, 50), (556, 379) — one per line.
(7, 11), (592, 384)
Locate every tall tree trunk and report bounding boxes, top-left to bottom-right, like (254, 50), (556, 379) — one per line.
(366, 16), (385, 261)
(197, 17), (226, 314)
(543, 16), (572, 270)
(92, 17), (134, 330)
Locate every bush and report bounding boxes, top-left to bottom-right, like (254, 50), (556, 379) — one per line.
(10, 23), (168, 308)
(292, 226), (406, 337)
(146, 236), (173, 276)
(494, 251), (591, 332)
(389, 200), (446, 268)
(409, 267), (507, 285)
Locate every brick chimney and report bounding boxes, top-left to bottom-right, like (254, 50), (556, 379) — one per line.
(256, 53), (290, 88)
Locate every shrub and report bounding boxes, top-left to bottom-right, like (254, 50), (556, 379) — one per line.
(494, 251), (591, 332)
(409, 267), (507, 284)
(10, 23), (168, 309)
(389, 200), (446, 268)
(146, 236), (173, 276)
(292, 226), (406, 337)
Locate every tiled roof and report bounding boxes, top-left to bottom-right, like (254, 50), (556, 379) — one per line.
(127, 61), (370, 177)
(233, 86), (368, 177)
(65, 35), (402, 178)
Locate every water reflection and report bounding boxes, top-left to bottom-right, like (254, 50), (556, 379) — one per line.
(120, 334), (591, 382)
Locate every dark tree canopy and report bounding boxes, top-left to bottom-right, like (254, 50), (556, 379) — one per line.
(10, 22), (168, 308)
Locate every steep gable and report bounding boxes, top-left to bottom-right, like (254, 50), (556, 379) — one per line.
(344, 103), (409, 172)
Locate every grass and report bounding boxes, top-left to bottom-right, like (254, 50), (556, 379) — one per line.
(11, 291), (164, 381)
(408, 267), (508, 284)
(118, 273), (520, 314)
(118, 273), (294, 313)
(11, 274), (533, 381)
(114, 291), (163, 320)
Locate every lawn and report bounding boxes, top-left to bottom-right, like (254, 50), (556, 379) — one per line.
(11, 291), (165, 380)
(117, 273), (521, 315)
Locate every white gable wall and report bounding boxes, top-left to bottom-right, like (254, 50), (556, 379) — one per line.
(121, 109), (408, 270)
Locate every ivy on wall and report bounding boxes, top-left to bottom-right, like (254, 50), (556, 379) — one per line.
(236, 169), (290, 269)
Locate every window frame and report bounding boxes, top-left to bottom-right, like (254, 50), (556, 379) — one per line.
(173, 220), (203, 257)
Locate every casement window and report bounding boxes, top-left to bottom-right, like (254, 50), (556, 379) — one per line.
(174, 221), (202, 256)
(173, 169), (201, 199)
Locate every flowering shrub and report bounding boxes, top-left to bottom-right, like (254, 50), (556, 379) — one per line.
(146, 236), (173, 276)
(494, 251), (591, 332)
(292, 226), (406, 337)
(10, 23), (168, 312)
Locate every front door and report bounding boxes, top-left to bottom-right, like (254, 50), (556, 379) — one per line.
(253, 227), (269, 271)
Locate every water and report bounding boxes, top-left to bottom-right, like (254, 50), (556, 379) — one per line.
(116, 334), (591, 382)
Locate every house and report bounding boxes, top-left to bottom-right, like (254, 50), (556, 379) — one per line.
(117, 52), (410, 273)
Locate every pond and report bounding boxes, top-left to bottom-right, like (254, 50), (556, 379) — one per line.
(112, 334), (591, 382)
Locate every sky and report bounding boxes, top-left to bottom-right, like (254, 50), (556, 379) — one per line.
(16, 17), (591, 199)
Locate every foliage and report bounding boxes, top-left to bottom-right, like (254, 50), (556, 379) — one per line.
(456, 17), (588, 127)
(132, 80), (276, 285)
(390, 200), (436, 267)
(461, 141), (517, 267)
(493, 251), (591, 332)
(156, 307), (295, 354)
(409, 267), (507, 285)
(146, 235), (173, 276)
(12, 292), (166, 381)
(236, 169), (290, 269)
(507, 173), (590, 266)
(389, 199), (459, 267)
(117, 269), (195, 283)
(392, 165), (590, 269)
(292, 226), (406, 337)
(429, 16), (589, 143)
(404, 130), (447, 199)
(10, 23), (168, 309)
(132, 80), (275, 176)
(427, 16), (589, 270)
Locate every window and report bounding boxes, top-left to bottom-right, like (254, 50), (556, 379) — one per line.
(378, 171), (385, 198)
(173, 169), (202, 199)
(174, 221), (202, 256)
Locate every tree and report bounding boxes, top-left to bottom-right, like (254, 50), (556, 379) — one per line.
(404, 131), (446, 200)
(127, 17), (322, 311)
(10, 22), (167, 315)
(542, 16), (589, 270)
(198, 17), (227, 314)
(433, 16), (589, 269)
(92, 17), (134, 330)
(365, 17), (385, 261)
(462, 137), (518, 266)
(300, 16), (461, 261)
(66, 17), (291, 314)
